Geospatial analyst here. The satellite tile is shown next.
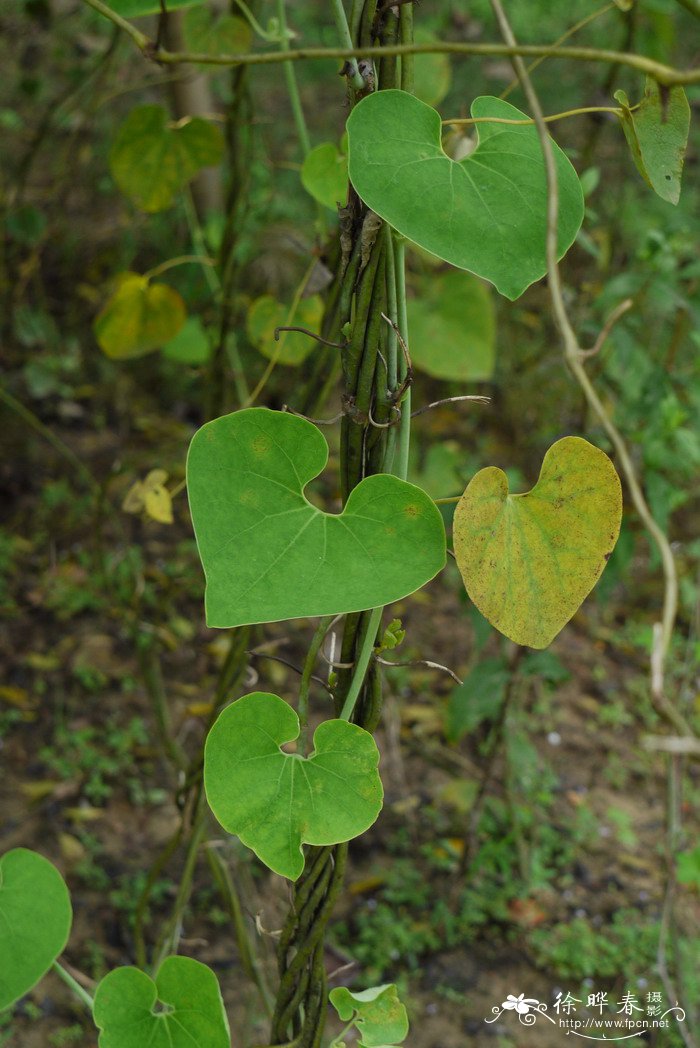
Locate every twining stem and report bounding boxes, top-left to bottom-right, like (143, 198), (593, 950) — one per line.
(394, 237), (411, 482)
(443, 105), (626, 128)
(52, 962), (95, 1011)
(330, 0), (366, 90)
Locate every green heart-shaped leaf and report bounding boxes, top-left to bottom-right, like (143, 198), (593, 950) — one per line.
(110, 105), (224, 213)
(183, 8), (252, 67)
(247, 294), (324, 365)
(346, 90), (584, 300)
(204, 692), (383, 879)
(0, 848), (72, 1011)
(186, 408), (446, 628)
(407, 270), (495, 381)
(94, 273), (186, 359)
(162, 316), (211, 365)
(301, 142), (349, 211)
(93, 956), (229, 1048)
(615, 80), (690, 205)
(330, 984), (408, 1048)
(453, 437), (622, 648)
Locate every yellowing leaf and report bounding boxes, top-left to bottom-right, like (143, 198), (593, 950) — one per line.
(110, 105), (224, 213)
(95, 274), (186, 359)
(453, 437), (622, 648)
(144, 484), (173, 525)
(122, 469), (173, 524)
(246, 295), (324, 366)
(614, 79), (690, 204)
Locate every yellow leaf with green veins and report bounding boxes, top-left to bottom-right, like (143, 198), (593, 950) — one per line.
(453, 437), (622, 649)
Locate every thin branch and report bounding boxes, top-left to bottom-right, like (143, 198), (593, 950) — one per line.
(375, 655), (463, 685)
(443, 105), (623, 128)
(274, 325), (346, 349)
(246, 650), (334, 696)
(412, 394), (491, 418)
(281, 405), (345, 425)
(78, 4), (700, 86)
(578, 297), (633, 359)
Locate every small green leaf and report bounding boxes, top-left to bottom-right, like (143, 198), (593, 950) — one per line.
(407, 270), (495, 381)
(677, 845), (700, 889)
(346, 90), (584, 300)
(110, 105), (224, 212)
(376, 618), (405, 653)
(106, 0), (205, 16)
(94, 273), (186, 359)
(614, 80), (690, 204)
(453, 437), (622, 648)
(204, 692), (383, 880)
(162, 316), (211, 365)
(445, 657), (509, 743)
(186, 408), (446, 628)
(183, 8), (252, 67)
(0, 848), (72, 1011)
(246, 295), (324, 365)
(301, 142), (348, 210)
(93, 956), (230, 1048)
(330, 984), (409, 1048)
(413, 30), (451, 107)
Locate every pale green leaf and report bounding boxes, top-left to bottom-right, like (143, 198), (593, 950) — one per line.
(453, 437), (622, 648)
(162, 317), (211, 365)
(301, 142), (348, 210)
(247, 295), (324, 365)
(614, 79), (690, 204)
(330, 984), (409, 1048)
(93, 956), (230, 1048)
(186, 408), (446, 628)
(204, 692), (383, 880)
(0, 849), (72, 1011)
(346, 90), (584, 300)
(413, 30), (451, 107)
(110, 105), (224, 213)
(183, 8), (252, 67)
(94, 273), (186, 359)
(407, 270), (495, 381)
